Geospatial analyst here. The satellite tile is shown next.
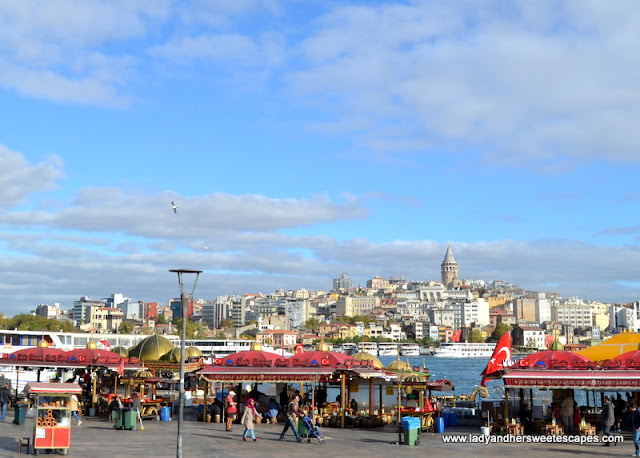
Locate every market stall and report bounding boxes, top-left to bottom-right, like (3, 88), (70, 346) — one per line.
(25, 382), (83, 456)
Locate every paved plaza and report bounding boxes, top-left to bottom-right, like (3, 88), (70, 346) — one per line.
(0, 408), (635, 457)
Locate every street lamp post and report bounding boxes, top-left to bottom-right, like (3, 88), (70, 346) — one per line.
(170, 269), (202, 458)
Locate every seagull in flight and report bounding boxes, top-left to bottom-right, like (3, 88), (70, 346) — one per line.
(171, 201), (178, 213)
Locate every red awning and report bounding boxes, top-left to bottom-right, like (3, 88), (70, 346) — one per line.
(603, 350), (640, 369)
(66, 348), (124, 366)
(503, 369), (640, 389)
(513, 350), (595, 369)
(289, 351), (354, 368)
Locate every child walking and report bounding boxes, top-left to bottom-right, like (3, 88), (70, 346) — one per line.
(241, 398), (262, 442)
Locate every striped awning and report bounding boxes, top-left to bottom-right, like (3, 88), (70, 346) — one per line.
(503, 369), (640, 390)
(197, 366), (335, 383)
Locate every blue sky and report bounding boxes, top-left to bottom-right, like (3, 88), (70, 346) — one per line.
(2, 0), (640, 316)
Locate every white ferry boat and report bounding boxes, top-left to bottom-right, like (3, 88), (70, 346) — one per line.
(357, 342), (378, 356)
(432, 342), (497, 358)
(400, 343), (420, 356)
(337, 343), (358, 356)
(0, 329), (257, 358)
(377, 342), (399, 356)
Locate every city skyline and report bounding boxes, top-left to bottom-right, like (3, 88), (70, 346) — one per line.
(1, 1), (640, 316)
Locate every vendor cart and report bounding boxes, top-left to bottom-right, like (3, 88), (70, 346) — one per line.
(25, 382), (82, 456)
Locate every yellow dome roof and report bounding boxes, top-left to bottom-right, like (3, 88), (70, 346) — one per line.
(160, 346), (203, 362)
(548, 339), (564, 351)
(386, 356), (411, 372)
(251, 341), (263, 351)
(352, 351), (383, 369)
(111, 346), (129, 357)
(316, 341), (330, 352)
(131, 335), (175, 361)
(38, 339), (49, 348)
(186, 346), (203, 358)
(87, 340), (98, 349)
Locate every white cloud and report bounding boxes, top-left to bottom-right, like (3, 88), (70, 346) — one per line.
(0, 145), (64, 207)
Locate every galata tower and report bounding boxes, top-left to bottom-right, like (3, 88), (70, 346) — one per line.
(441, 242), (458, 287)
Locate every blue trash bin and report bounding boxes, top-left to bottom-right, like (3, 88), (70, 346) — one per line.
(448, 412), (458, 427)
(160, 406), (171, 421)
(442, 411), (450, 426)
(433, 416), (445, 433)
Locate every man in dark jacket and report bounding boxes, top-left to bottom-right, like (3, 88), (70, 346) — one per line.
(628, 402), (640, 456)
(0, 383), (11, 421)
(601, 396), (616, 446)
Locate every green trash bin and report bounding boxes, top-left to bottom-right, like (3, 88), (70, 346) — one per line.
(14, 402), (27, 425)
(113, 409), (124, 430)
(123, 409), (137, 430)
(404, 427), (419, 446)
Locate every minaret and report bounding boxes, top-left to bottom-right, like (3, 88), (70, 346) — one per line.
(441, 242), (458, 287)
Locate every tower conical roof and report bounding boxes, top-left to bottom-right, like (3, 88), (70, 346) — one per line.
(443, 242), (456, 262)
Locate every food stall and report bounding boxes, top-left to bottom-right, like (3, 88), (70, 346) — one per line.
(25, 382), (82, 456)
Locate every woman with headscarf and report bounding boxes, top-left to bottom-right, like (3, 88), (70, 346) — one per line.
(241, 398), (262, 442)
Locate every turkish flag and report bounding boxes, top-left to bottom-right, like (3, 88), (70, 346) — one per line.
(214, 358), (223, 365)
(116, 359), (124, 376)
(480, 332), (511, 386)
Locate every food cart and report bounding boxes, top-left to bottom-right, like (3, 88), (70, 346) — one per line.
(25, 382), (82, 456)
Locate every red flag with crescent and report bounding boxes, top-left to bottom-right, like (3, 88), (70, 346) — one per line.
(481, 331), (511, 387)
(116, 359), (124, 376)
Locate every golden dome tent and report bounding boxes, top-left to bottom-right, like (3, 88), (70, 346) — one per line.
(352, 351), (383, 369)
(130, 334), (175, 361)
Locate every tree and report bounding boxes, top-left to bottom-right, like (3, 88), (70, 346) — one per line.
(219, 319), (234, 329)
(118, 321), (134, 334)
(156, 314), (166, 325)
(488, 322), (512, 342)
(467, 329), (484, 343)
(172, 318), (207, 339)
(304, 318), (319, 333)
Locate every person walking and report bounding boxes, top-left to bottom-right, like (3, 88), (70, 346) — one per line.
(601, 396), (616, 446)
(561, 395), (574, 434)
(131, 393), (143, 430)
(241, 398), (261, 442)
(69, 394), (82, 425)
(628, 402), (640, 456)
(278, 394), (304, 442)
(225, 391), (237, 432)
(0, 383), (11, 421)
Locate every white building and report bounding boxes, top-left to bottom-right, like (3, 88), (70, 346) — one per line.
(461, 298), (489, 326)
(552, 304), (594, 329)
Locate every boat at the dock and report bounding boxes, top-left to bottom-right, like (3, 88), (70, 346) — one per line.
(400, 343), (420, 356)
(377, 342), (399, 356)
(432, 342), (496, 358)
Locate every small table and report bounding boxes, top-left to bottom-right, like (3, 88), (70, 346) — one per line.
(578, 424), (596, 436)
(545, 424), (563, 435)
(507, 424), (524, 435)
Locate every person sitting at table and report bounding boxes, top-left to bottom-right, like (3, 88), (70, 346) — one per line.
(264, 398), (279, 424)
(518, 403), (533, 434)
(349, 398), (358, 413)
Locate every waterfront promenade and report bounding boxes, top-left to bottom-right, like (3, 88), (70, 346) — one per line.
(0, 408), (633, 457)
